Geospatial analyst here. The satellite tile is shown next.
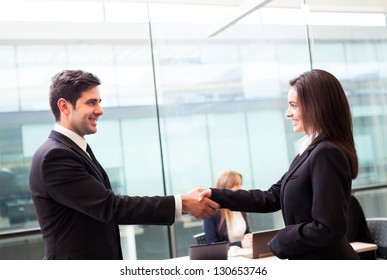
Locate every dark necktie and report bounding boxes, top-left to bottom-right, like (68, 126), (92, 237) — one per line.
(86, 144), (98, 163)
(86, 144), (106, 184)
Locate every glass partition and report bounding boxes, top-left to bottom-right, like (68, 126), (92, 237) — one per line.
(0, 2), (171, 260)
(148, 0), (308, 257)
(306, 0), (387, 217)
(1, 0), (387, 259)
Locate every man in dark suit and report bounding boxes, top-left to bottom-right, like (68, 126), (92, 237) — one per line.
(29, 70), (219, 260)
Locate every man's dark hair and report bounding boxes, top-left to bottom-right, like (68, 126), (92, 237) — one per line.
(49, 70), (101, 121)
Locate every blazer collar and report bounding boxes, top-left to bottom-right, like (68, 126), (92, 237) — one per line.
(283, 141), (320, 185)
(48, 130), (106, 183)
(49, 130), (88, 159)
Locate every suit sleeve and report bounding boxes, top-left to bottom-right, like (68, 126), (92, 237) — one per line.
(204, 215), (221, 244)
(269, 144), (352, 258)
(204, 213), (248, 247)
(211, 178), (283, 213)
(37, 147), (175, 225)
(230, 241), (242, 247)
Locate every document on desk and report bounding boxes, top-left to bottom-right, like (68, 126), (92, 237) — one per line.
(350, 241), (378, 253)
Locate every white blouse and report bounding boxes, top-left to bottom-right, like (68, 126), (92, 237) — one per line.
(297, 134), (313, 155)
(227, 212), (247, 244)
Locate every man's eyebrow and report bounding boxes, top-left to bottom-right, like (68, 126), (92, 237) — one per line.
(86, 98), (102, 103)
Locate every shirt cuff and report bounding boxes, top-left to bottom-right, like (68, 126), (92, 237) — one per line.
(174, 194), (183, 221)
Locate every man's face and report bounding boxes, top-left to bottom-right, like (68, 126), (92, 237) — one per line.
(67, 87), (103, 137)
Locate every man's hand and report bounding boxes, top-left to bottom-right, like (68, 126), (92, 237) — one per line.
(182, 188), (219, 219)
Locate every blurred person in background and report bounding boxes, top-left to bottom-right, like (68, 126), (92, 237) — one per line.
(204, 170), (252, 248)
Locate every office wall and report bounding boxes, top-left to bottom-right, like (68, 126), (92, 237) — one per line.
(1, 0), (387, 259)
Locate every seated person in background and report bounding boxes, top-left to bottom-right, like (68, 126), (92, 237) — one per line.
(346, 195), (375, 259)
(204, 170), (252, 248)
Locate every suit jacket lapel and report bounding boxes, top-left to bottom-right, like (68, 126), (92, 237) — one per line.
(279, 142), (319, 223)
(281, 142), (319, 189)
(48, 130), (107, 185)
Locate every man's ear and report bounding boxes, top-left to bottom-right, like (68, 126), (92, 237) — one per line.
(57, 98), (71, 115)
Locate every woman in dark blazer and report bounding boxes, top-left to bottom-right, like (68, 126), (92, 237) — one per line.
(200, 69), (359, 260)
(204, 171), (252, 248)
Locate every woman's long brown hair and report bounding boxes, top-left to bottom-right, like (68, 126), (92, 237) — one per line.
(289, 69), (358, 179)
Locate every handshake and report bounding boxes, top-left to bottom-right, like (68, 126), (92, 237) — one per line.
(181, 188), (216, 219)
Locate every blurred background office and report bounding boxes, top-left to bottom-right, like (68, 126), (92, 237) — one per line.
(1, 0), (387, 259)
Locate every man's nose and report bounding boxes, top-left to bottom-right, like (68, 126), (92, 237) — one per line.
(96, 104), (104, 115)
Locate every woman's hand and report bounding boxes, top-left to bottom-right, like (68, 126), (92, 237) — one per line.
(182, 188), (218, 219)
(241, 233), (253, 248)
(198, 189), (212, 201)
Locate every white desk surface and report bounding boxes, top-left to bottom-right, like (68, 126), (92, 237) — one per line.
(227, 247), (278, 260)
(177, 241), (377, 260)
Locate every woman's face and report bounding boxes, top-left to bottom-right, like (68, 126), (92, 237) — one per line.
(286, 87), (305, 133)
(230, 175), (242, 191)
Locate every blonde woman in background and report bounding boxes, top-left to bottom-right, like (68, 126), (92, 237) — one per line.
(203, 170), (252, 248)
